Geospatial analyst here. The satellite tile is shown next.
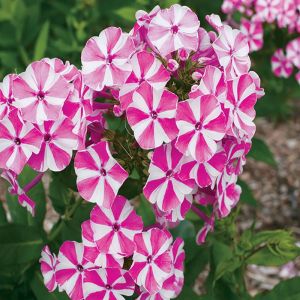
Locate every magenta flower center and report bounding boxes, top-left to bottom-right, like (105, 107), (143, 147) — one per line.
(150, 110), (158, 119)
(37, 91), (45, 101)
(100, 168), (107, 176)
(171, 25), (179, 34)
(14, 137), (21, 145)
(77, 264), (84, 272)
(147, 255), (153, 264)
(44, 133), (52, 142)
(106, 284), (112, 290)
(112, 223), (120, 232)
(195, 122), (203, 131)
(166, 169), (173, 178)
(106, 54), (114, 64)
(7, 97), (14, 104)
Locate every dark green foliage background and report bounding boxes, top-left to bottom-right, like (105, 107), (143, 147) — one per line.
(0, 0), (299, 299)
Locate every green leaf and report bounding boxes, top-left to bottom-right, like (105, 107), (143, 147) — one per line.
(49, 177), (72, 214)
(33, 20), (50, 60)
(0, 224), (44, 267)
(254, 277), (300, 300)
(238, 179), (258, 207)
(6, 166), (46, 226)
(248, 137), (277, 167)
(247, 230), (300, 266)
(135, 195), (155, 227)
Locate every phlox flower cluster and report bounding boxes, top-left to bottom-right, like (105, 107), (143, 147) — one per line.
(0, 4), (264, 299)
(40, 197), (184, 299)
(221, 0), (300, 84)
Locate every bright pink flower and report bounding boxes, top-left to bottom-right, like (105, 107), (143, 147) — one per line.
(83, 268), (135, 300)
(56, 241), (95, 300)
(255, 0), (281, 23)
(0, 74), (17, 119)
(90, 195), (143, 256)
(1, 170), (36, 215)
(217, 176), (241, 218)
(212, 25), (250, 78)
(143, 141), (194, 212)
(189, 65), (227, 103)
(240, 19), (263, 52)
(127, 82), (178, 149)
(225, 74), (257, 139)
(271, 49), (293, 78)
(179, 147), (226, 188)
(81, 27), (135, 91)
(42, 58), (79, 82)
(148, 4), (200, 56)
(286, 38), (300, 69)
(129, 228), (173, 294)
(81, 220), (124, 268)
(28, 116), (78, 172)
(119, 50), (170, 110)
(13, 60), (70, 123)
(136, 6), (161, 29)
(176, 94), (226, 163)
(74, 141), (128, 208)
(0, 110), (42, 174)
(40, 246), (57, 292)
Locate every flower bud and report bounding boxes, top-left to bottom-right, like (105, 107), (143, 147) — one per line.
(192, 71), (203, 81)
(167, 59), (179, 72)
(178, 48), (189, 61)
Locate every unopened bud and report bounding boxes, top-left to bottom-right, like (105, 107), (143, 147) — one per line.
(178, 48), (189, 61)
(167, 59), (179, 72)
(192, 71), (203, 81)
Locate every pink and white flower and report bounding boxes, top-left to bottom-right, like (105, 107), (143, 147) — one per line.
(129, 228), (173, 294)
(90, 195), (143, 256)
(42, 58), (79, 82)
(0, 110), (42, 174)
(1, 170), (36, 215)
(127, 82), (178, 149)
(143, 141), (194, 212)
(179, 147), (227, 188)
(189, 65), (227, 103)
(286, 38), (300, 69)
(74, 141), (128, 208)
(217, 176), (241, 218)
(28, 116), (78, 172)
(255, 0), (281, 23)
(240, 18), (263, 52)
(271, 49), (293, 78)
(40, 246), (57, 292)
(225, 74), (257, 139)
(81, 27), (135, 91)
(212, 25), (250, 78)
(13, 60), (71, 123)
(148, 4), (200, 56)
(119, 50), (170, 110)
(277, 0), (297, 28)
(176, 94), (226, 163)
(83, 268), (135, 300)
(55, 241), (95, 300)
(81, 220), (124, 268)
(0, 74), (17, 119)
